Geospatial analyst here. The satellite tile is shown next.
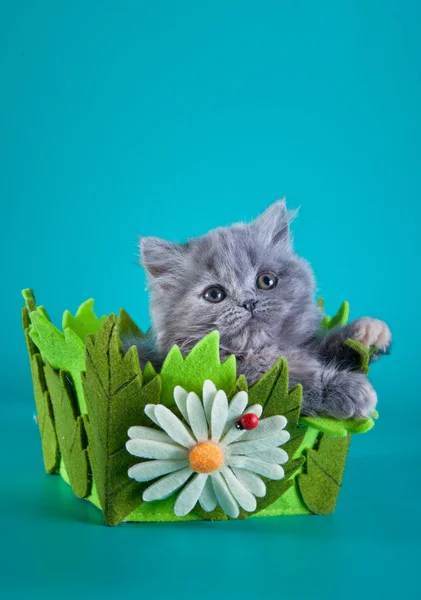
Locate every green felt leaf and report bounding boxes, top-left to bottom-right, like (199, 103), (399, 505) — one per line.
(328, 301), (350, 329)
(345, 338), (371, 374)
(143, 361), (157, 384)
(27, 303), (87, 413)
(44, 364), (91, 498)
(235, 374), (248, 393)
(247, 358), (283, 407)
(23, 288), (37, 314)
(159, 331), (236, 406)
(23, 311), (60, 474)
(320, 315), (331, 329)
(320, 300), (350, 332)
(298, 433), (351, 514)
(317, 297), (325, 311)
(62, 298), (106, 343)
(117, 308), (145, 339)
(82, 315), (161, 526)
(23, 288), (50, 321)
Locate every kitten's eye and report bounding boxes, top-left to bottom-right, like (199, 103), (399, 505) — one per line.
(203, 286), (226, 303)
(256, 272), (278, 290)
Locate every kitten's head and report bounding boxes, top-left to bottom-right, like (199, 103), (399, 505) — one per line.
(140, 200), (319, 356)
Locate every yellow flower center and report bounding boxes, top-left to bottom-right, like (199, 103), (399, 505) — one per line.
(189, 441), (224, 474)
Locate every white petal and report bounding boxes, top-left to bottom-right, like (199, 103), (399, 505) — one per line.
(128, 459), (188, 482)
(174, 386), (189, 422)
(211, 472), (239, 518)
(240, 415), (288, 441)
(250, 447), (289, 464)
(143, 467), (193, 501)
(198, 477), (218, 512)
(174, 473), (208, 516)
(221, 426), (246, 446)
(224, 391), (249, 431)
(154, 405), (196, 448)
(144, 404), (160, 426)
(128, 426), (174, 444)
(228, 456), (285, 480)
(186, 392), (209, 442)
(220, 404), (264, 445)
(228, 431), (290, 455)
(202, 380), (217, 425)
(231, 468), (266, 498)
(211, 390), (228, 442)
(126, 439), (188, 459)
(221, 467), (257, 512)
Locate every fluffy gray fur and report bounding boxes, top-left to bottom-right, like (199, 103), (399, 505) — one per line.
(125, 200), (391, 418)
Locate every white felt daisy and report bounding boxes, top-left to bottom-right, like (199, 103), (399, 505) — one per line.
(126, 380), (290, 518)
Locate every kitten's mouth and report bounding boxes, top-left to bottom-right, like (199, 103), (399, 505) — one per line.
(242, 312), (262, 329)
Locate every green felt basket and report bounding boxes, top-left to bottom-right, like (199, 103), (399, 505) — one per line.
(22, 289), (375, 526)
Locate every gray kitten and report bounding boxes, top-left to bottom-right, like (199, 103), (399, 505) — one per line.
(125, 201), (391, 419)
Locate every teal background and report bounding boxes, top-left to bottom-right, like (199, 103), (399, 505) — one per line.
(1, 1), (420, 598)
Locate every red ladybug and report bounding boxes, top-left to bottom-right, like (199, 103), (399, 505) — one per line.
(235, 413), (259, 431)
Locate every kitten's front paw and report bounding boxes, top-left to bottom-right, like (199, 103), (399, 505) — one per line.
(346, 374), (378, 418)
(319, 371), (378, 419)
(350, 317), (392, 354)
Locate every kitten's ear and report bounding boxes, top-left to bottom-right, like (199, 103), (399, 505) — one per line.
(251, 199), (295, 248)
(139, 237), (186, 281)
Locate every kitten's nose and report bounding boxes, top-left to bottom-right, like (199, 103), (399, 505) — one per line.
(242, 299), (257, 313)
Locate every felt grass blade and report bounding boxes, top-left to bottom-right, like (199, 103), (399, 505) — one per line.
(143, 361), (157, 384)
(44, 364), (91, 498)
(82, 315), (161, 525)
(247, 358), (283, 408)
(23, 288), (50, 321)
(298, 433), (351, 514)
(345, 338), (372, 374)
(159, 331), (236, 406)
(117, 308), (146, 339)
(235, 374), (248, 393)
(320, 300), (350, 332)
(62, 298), (106, 342)
(23, 306), (60, 473)
(327, 301), (350, 330)
(26, 298), (87, 413)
